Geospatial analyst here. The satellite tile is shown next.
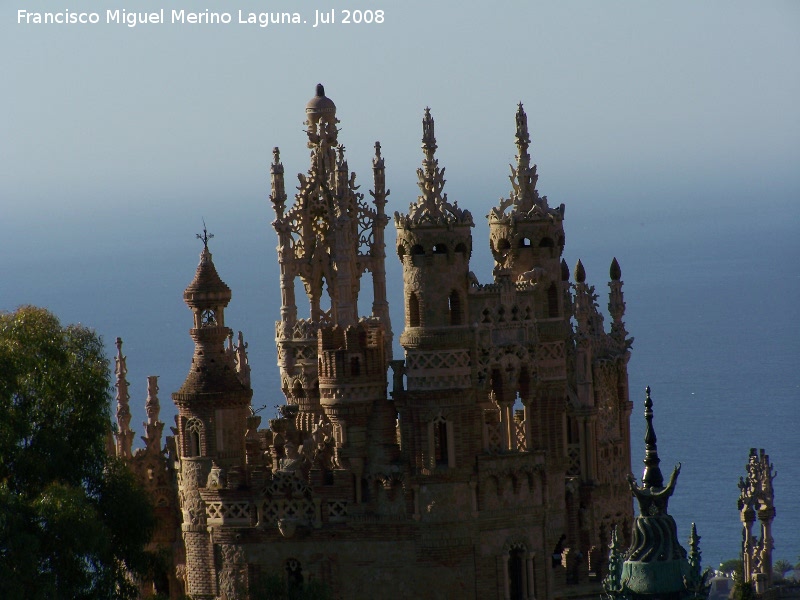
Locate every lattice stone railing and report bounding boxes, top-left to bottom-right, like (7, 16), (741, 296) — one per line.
(326, 499), (348, 522)
(206, 501), (252, 526)
(259, 498), (316, 526)
(515, 420), (527, 451)
(567, 444), (581, 477)
(406, 349), (471, 391)
(485, 421), (503, 453)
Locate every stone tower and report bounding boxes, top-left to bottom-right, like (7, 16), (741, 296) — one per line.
(393, 107), (480, 479)
(172, 231), (253, 600)
(269, 83), (397, 503)
(603, 387), (710, 600)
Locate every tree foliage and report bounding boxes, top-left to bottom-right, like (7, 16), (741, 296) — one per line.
(773, 559), (794, 580)
(720, 558), (743, 576)
(0, 306), (155, 599)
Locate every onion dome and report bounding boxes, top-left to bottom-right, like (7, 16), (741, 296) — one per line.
(305, 83), (336, 124)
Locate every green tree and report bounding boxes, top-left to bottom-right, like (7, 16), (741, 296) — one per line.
(0, 306), (156, 599)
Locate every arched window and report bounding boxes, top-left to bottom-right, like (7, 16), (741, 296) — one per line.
(448, 290), (461, 325)
(350, 356), (361, 376)
(547, 282), (559, 318)
(186, 418), (202, 457)
(508, 546), (526, 600)
(455, 242), (468, 256)
(409, 292), (421, 327)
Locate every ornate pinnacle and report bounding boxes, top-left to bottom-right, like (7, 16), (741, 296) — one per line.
(561, 258), (570, 282)
(145, 375), (160, 427)
(642, 386), (664, 489)
(371, 140), (388, 213)
(603, 525), (625, 594)
(688, 523), (701, 565)
(574, 259), (586, 283)
(422, 107), (437, 155)
(686, 523), (712, 597)
(610, 257), (621, 281)
(608, 257), (627, 338)
(515, 102), (531, 153)
(114, 337), (133, 459)
(421, 107), (438, 179)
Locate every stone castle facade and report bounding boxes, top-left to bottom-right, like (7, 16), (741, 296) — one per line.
(114, 85), (636, 599)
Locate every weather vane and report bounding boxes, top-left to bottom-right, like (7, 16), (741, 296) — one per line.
(197, 219), (214, 249)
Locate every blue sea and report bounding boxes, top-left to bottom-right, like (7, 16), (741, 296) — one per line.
(2, 194), (797, 572)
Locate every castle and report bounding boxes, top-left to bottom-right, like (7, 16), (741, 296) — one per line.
(113, 85), (637, 599)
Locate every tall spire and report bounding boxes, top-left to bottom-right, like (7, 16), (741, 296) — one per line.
(641, 386), (664, 489)
(114, 337), (134, 458)
(489, 102), (552, 220)
(395, 107), (473, 228)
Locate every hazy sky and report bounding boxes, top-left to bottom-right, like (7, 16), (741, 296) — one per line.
(3, 1), (798, 227)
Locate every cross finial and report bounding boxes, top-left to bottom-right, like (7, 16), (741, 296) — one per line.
(197, 219), (214, 249)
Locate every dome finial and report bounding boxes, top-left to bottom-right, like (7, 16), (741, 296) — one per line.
(306, 83), (336, 124)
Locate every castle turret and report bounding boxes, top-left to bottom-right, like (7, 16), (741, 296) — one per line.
(395, 108), (474, 332)
(392, 108), (482, 482)
(172, 230), (253, 600)
(487, 103), (565, 320)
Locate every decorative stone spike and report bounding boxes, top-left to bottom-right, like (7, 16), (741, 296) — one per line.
(574, 259), (586, 283)
(114, 337), (134, 459)
(270, 147), (287, 218)
(142, 375), (164, 451)
(603, 526), (625, 594)
(394, 107), (473, 228)
(610, 257), (621, 281)
(561, 258), (570, 281)
(235, 331), (251, 388)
